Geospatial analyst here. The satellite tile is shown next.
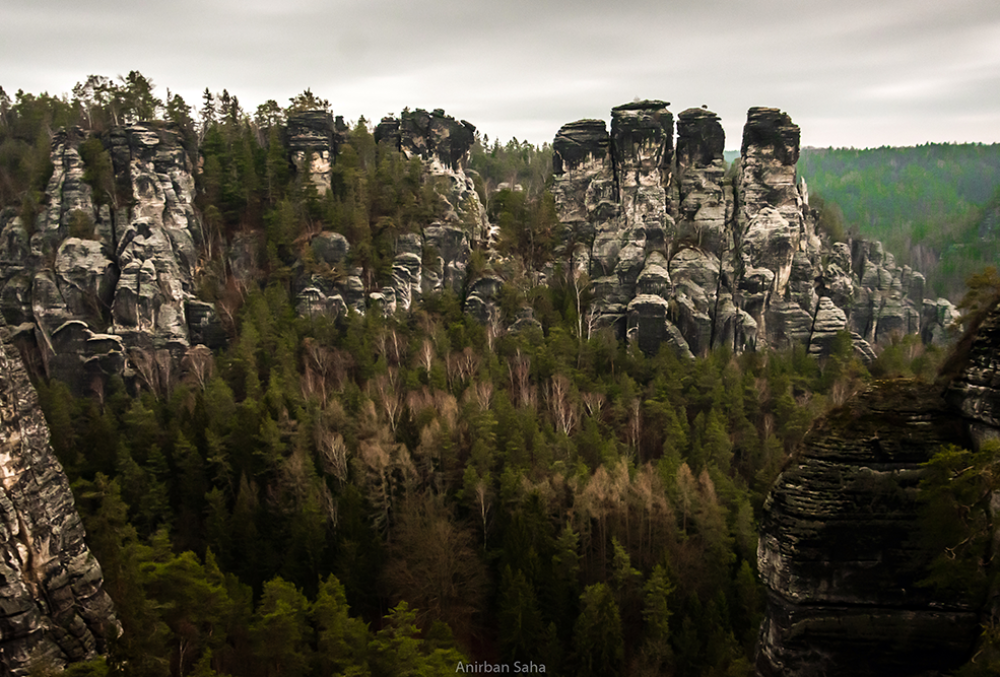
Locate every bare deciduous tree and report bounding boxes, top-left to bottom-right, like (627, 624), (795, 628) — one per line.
(407, 388), (459, 430)
(371, 370), (404, 434)
(610, 458), (631, 550)
(467, 381), (494, 411)
(458, 347), (480, 382)
(382, 493), (488, 644)
(412, 419), (445, 486)
(446, 347), (481, 390)
(376, 328), (404, 366)
(330, 348), (354, 391)
(549, 374), (579, 436)
(417, 338), (434, 373)
(354, 402), (417, 540)
(302, 338), (336, 402)
(585, 303), (602, 341)
(582, 391), (606, 418)
(318, 430), (349, 484)
(507, 352), (535, 409)
(181, 344), (215, 391)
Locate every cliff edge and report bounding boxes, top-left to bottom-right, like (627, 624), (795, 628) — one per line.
(0, 316), (117, 673)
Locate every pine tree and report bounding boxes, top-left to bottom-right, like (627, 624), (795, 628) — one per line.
(639, 563), (675, 673)
(312, 575), (370, 675)
(573, 583), (624, 677)
(498, 566), (545, 661)
(251, 578), (313, 677)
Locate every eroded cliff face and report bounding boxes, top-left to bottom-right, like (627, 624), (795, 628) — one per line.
(0, 104), (958, 390)
(757, 302), (1000, 676)
(0, 109), (491, 395)
(0, 123), (223, 395)
(0, 103), (960, 395)
(551, 103), (956, 359)
(0, 318), (117, 673)
(756, 381), (977, 676)
(291, 107), (486, 320)
(946, 303), (1000, 447)
(287, 110), (347, 195)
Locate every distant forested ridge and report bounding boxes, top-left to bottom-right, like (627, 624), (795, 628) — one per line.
(797, 143), (1000, 298)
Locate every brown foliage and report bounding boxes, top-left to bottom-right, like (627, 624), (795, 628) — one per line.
(507, 351), (535, 409)
(181, 344), (215, 391)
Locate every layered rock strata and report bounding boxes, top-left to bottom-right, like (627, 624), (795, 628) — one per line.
(0, 318), (117, 673)
(0, 104), (961, 390)
(945, 302), (1000, 447)
(676, 108), (729, 252)
(287, 110), (338, 194)
(551, 104), (956, 359)
(756, 381), (977, 676)
(550, 120), (616, 273)
(758, 302), (1000, 675)
(0, 110), (488, 392)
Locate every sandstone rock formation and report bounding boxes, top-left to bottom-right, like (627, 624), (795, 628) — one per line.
(0, 123), (223, 395)
(945, 302), (1000, 447)
(676, 107), (729, 252)
(551, 104), (956, 359)
(0, 103), (959, 395)
(756, 381), (976, 676)
(757, 301), (1000, 676)
(0, 317), (117, 673)
(287, 110), (349, 194)
(295, 108), (486, 319)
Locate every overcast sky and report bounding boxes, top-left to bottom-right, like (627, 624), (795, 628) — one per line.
(2, 0), (999, 149)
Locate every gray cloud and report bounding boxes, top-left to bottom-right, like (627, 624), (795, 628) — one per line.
(1, 0), (998, 148)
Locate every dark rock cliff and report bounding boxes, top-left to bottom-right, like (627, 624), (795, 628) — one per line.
(756, 381), (977, 676)
(757, 302), (1000, 676)
(0, 317), (117, 673)
(287, 110), (343, 194)
(398, 108), (477, 172)
(550, 103), (956, 359)
(946, 304), (1000, 446)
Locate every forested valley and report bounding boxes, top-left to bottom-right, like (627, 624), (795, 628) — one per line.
(0, 75), (993, 677)
(798, 143), (1000, 299)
